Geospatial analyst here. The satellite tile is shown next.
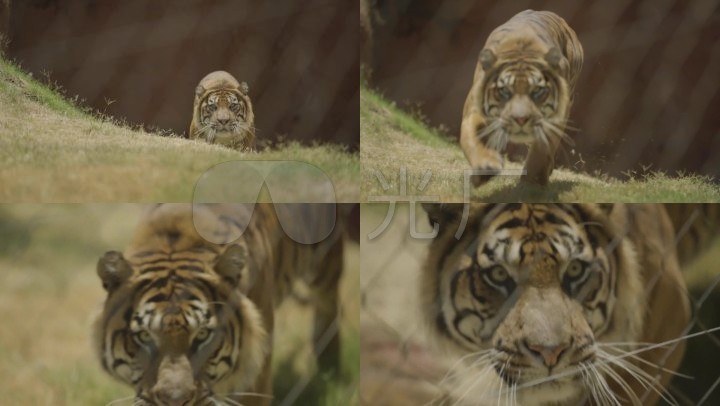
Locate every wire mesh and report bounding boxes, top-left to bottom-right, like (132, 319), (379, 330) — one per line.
(359, 203), (720, 405)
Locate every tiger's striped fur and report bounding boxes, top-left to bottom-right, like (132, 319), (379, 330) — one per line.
(189, 71), (256, 152)
(93, 203), (343, 406)
(460, 10), (583, 186)
(421, 204), (706, 405)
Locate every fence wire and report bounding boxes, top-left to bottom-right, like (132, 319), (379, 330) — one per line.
(360, 204), (720, 405)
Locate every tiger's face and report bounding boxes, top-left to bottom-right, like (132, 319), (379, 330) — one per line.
(423, 204), (642, 405)
(477, 49), (571, 152)
(198, 90), (254, 148)
(94, 245), (267, 406)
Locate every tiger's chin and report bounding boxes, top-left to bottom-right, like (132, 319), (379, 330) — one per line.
(508, 131), (535, 145)
(506, 367), (587, 405)
(518, 384), (584, 406)
(207, 130), (253, 150)
(450, 368), (585, 406)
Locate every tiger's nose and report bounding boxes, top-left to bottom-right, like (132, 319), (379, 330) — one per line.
(216, 118), (231, 126)
(525, 341), (570, 368)
(154, 389), (194, 406)
(513, 115), (529, 126)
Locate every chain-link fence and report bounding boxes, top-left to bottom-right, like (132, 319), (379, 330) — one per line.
(360, 203), (720, 405)
(363, 0), (720, 177)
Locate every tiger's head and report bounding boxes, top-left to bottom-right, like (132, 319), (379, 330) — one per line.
(192, 70), (255, 151)
(93, 242), (267, 406)
(421, 204), (653, 405)
(477, 45), (572, 152)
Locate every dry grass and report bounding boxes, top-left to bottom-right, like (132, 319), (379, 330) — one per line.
(0, 58), (359, 202)
(0, 205), (358, 405)
(360, 86), (720, 202)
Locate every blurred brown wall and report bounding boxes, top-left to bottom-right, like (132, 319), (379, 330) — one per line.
(5, 0), (359, 149)
(364, 0), (720, 177)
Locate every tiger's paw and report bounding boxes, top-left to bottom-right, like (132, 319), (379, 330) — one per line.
(470, 160), (504, 187)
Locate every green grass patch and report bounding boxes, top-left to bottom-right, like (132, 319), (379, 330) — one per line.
(0, 57), (359, 202)
(360, 85), (720, 202)
(0, 59), (86, 118)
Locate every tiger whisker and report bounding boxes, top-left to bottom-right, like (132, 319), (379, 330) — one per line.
(513, 326), (720, 396)
(478, 120), (508, 152)
(597, 349), (679, 406)
(437, 349), (493, 387)
(533, 125), (550, 148)
(105, 395), (136, 406)
(588, 362), (620, 406)
(219, 392), (273, 400)
(540, 120), (574, 146)
(221, 396), (244, 406)
(448, 362), (496, 406)
(595, 360), (642, 405)
(601, 346), (693, 379)
(597, 341), (672, 347)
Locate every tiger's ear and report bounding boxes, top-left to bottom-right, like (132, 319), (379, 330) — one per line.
(240, 82), (249, 95)
(195, 84), (205, 99)
(479, 49), (497, 71)
(97, 251), (133, 292)
(422, 203), (465, 230)
(544, 47), (567, 72)
(215, 244), (247, 287)
(598, 204), (615, 214)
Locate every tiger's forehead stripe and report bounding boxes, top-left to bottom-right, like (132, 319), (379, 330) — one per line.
(470, 205), (598, 269)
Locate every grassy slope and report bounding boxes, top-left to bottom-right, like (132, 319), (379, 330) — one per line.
(0, 206), (359, 405)
(361, 86), (720, 202)
(0, 58), (359, 202)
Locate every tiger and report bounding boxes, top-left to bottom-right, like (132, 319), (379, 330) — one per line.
(189, 71), (256, 152)
(419, 203), (720, 405)
(93, 203), (343, 406)
(460, 10), (583, 186)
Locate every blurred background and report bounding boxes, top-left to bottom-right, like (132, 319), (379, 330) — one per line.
(361, 0), (720, 177)
(0, 205), (359, 405)
(0, 0), (358, 149)
(360, 204), (720, 405)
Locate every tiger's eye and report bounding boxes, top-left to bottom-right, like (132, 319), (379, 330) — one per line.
(195, 327), (211, 342)
(531, 86), (549, 102)
(488, 266), (509, 283)
(496, 86), (512, 101)
(566, 260), (584, 279)
(136, 330), (152, 344)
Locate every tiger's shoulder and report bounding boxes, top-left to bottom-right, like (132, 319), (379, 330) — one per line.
(482, 9), (583, 88)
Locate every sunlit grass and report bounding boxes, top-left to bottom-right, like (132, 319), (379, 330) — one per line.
(0, 58), (359, 202)
(360, 86), (720, 202)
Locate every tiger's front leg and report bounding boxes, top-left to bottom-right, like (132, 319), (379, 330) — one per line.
(523, 134), (561, 185)
(460, 102), (504, 187)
